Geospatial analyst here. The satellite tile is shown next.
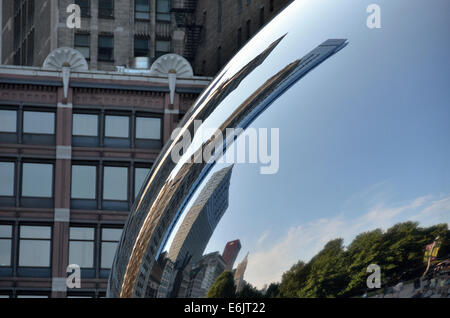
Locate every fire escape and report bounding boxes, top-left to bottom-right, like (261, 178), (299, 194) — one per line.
(171, 0), (203, 64)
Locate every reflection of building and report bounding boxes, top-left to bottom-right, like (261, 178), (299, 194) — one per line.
(234, 253), (249, 293)
(185, 252), (227, 298)
(0, 49), (209, 298)
(222, 240), (241, 271)
(168, 165), (233, 266)
(165, 165), (233, 296)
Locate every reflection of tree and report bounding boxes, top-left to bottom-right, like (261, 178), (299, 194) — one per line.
(206, 271), (236, 298)
(275, 222), (449, 298)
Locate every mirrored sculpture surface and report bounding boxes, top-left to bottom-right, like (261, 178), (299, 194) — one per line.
(109, 0), (450, 298)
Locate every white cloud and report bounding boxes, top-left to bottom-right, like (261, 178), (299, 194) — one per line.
(246, 194), (450, 289)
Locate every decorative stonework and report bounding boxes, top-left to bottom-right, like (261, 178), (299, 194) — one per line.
(150, 54), (194, 105)
(43, 47), (89, 71)
(73, 88), (166, 109)
(150, 54), (193, 78)
(0, 83), (58, 104)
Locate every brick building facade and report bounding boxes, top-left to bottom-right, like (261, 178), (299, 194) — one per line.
(0, 55), (210, 298)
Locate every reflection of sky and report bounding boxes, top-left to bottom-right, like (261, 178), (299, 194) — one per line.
(165, 0), (450, 289)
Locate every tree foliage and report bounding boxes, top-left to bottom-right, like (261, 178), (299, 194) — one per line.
(207, 271), (236, 298)
(276, 222), (449, 298)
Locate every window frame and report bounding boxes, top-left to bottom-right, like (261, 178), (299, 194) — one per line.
(135, 0), (151, 21)
(17, 224), (52, 277)
(20, 161), (54, 208)
(156, 0), (171, 22)
(75, 0), (91, 18)
(70, 163), (98, 210)
(22, 108), (56, 145)
(102, 164), (130, 211)
(98, 34), (114, 62)
(69, 225), (96, 278)
(98, 0), (114, 19)
(135, 114), (163, 149)
(72, 111), (100, 147)
(74, 33), (91, 60)
(99, 227), (123, 277)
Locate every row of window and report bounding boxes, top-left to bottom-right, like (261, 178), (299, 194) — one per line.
(75, 0), (170, 22)
(0, 109), (163, 148)
(0, 161), (151, 210)
(0, 224), (122, 279)
(75, 33), (171, 61)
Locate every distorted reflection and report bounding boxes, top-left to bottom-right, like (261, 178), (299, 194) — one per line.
(109, 0), (450, 298)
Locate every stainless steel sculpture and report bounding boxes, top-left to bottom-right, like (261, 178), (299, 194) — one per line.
(109, 0), (450, 298)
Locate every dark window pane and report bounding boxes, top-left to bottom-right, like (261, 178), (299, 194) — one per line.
(98, 36), (114, 61)
(69, 241), (94, 268)
(103, 167), (128, 201)
(134, 38), (150, 57)
(23, 111), (55, 134)
(99, 0), (114, 17)
(19, 226), (51, 267)
(102, 228), (122, 241)
(136, 117), (161, 140)
(22, 163), (53, 198)
(0, 110), (17, 132)
(135, 168), (150, 198)
(0, 162), (14, 196)
(73, 114), (98, 136)
(105, 115), (129, 138)
(135, 0), (150, 20)
(71, 165), (96, 199)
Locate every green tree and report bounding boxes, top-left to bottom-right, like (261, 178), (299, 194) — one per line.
(265, 283), (280, 298)
(207, 271), (236, 298)
(236, 282), (264, 298)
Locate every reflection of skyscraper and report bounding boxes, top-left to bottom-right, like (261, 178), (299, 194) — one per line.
(166, 165), (233, 296)
(234, 253), (249, 293)
(185, 252), (227, 298)
(222, 240), (242, 271)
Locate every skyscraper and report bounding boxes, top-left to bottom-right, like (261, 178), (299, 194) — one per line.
(222, 239), (241, 271)
(234, 252), (248, 293)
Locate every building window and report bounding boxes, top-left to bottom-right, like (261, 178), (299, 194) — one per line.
(75, 0), (90, 17)
(105, 115), (129, 139)
(98, 0), (114, 18)
(23, 111), (55, 135)
(0, 110), (17, 133)
(72, 113), (99, 147)
(69, 227), (95, 276)
(135, 167), (150, 199)
(156, 0), (171, 22)
(98, 35), (114, 62)
(270, 0), (274, 12)
(73, 113), (98, 137)
(135, 117), (161, 139)
(71, 165), (97, 200)
(259, 7), (265, 27)
(103, 166), (128, 202)
(237, 0), (242, 14)
(247, 0), (251, 6)
(100, 228), (122, 275)
(18, 225), (51, 273)
(155, 40), (170, 58)
(74, 34), (90, 59)
(21, 163), (53, 198)
(0, 162), (15, 197)
(134, 37), (150, 57)
(0, 225), (12, 268)
(135, 0), (150, 20)
(246, 19), (251, 40)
